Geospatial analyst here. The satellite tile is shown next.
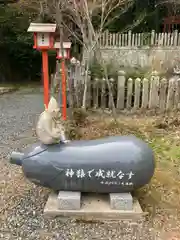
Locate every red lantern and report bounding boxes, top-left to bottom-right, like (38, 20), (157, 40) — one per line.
(28, 23), (56, 50)
(54, 42), (72, 60)
(54, 41), (72, 120)
(27, 23), (57, 108)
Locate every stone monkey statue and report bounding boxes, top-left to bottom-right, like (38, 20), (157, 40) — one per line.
(36, 96), (69, 145)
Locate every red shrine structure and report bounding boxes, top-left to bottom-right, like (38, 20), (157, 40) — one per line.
(163, 15), (180, 32)
(162, 0), (180, 32)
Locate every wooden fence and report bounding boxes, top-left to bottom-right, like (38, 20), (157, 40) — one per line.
(100, 30), (180, 47)
(64, 71), (180, 112)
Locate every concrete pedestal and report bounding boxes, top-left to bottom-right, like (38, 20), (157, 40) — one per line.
(110, 193), (133, 210)
(57, 191), (81, 210)
(44, 192), (145, 221)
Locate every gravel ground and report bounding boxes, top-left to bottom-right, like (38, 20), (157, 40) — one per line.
(0, 88), (165, 240)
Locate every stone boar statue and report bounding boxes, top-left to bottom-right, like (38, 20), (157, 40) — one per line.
(36, 96), (68, 145)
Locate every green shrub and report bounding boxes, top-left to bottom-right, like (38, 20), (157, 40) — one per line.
(72, 108), (88, 126)
(65, 120), (82, 140)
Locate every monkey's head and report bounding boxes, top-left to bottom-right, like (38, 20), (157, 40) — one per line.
(47, 97), (61, 119)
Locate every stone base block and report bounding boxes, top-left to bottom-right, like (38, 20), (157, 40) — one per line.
(57, 191), (81, 210)
(44, 192), (145, 221)
(110, 193), (133, 210)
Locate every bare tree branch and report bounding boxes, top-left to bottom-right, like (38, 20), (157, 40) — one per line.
(62, 21), (85, 46)
(39, 0), (134, 115)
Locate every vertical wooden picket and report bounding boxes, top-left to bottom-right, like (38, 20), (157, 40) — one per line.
(169, 32), (173, 46)
(126, 78), (133, 109)
(75, 80), (80, 108)
(174, 78), (180, 109)
(116, 33), (119, 47)
(118, 33), (121, 46)
(105, 31), (109, 47)
(174, 30), (178, 46)
(74, 66), (83, 108)
(116, 71), (126, 110)
(80, 66), (84, 107)
(158, 33), (162, 45)
(112, 33), (116, 47)
(141, 78), (149, 109)
(151, 30), (155, 45)
(160, 32), (164, 46)
(121, 34), (124, 46)
(159, 78), (167, 111)
(167, 32), (171, 46)
(86, 73), (91, 108)
(133, 78), (141, 109)
(66, 69), (73, 108)
(164, 32), (168, 46)
(149, 71), (159, 109)
(166, 78), (176, 110)
(135, 32), (138, 46)
(178, 33), (180, 45)
(93, 78), (99, 108)
(102, 31), (105, 46)
(141, 33), (144, 45)
(124, 33), (128, 46)
(101, 78), (106, 109)
(138, 33), (141, 46)
(69, 64), (75, 107)
(110, 33), (113, 46)
(132, 33), (135, 47)
(155, 33), (158, 45)
(128, 31), (132, 47)
(108, 78), (115, 109)
(50, 73), (54, 96)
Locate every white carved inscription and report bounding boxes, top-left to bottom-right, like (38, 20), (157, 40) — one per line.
(100, 181), (133, 186)
(64, 168), (135, 186)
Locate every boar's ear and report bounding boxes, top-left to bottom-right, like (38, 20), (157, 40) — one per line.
(47, 96), (59, 113)
(44, 104), (48, 111)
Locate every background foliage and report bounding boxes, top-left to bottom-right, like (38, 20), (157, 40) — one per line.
(0, 0), (178, 83)
(0, 2), (56, 83)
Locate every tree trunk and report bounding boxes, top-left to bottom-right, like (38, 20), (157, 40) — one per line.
(82, 57), (89, 109)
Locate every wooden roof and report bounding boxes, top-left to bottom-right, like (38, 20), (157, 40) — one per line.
(27, 23), (56, 33)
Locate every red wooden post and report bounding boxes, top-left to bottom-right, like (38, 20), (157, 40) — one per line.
(61, 59), (67, 120)
(55, 41), (71, 120)
(42, 50), (49, 108)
